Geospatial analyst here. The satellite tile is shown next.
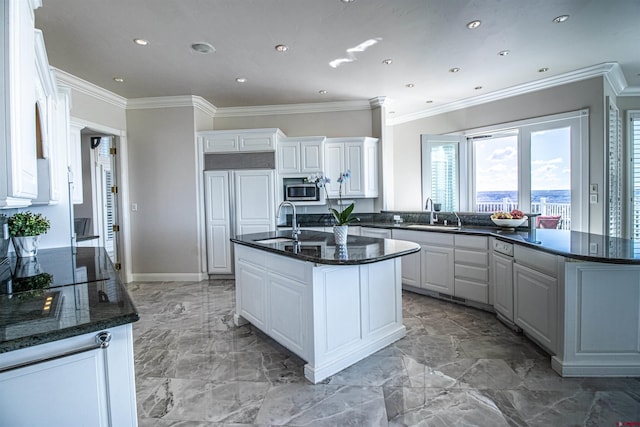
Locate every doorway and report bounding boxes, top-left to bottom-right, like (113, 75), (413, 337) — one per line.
(74, 132), (120, 266)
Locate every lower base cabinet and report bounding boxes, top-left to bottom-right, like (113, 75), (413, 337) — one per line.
(0, 324), (137, 427)
(513, 262), (558, 354)
(492, 251), (514, 322)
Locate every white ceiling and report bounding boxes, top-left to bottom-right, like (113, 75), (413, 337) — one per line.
(35, 0), (640, 120)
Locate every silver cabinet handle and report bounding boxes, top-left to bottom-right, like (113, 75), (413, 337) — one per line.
(0, 331), (112, 374)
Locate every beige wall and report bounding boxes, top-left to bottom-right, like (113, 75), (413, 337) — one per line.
(126, 106), (200, 275)
(391, 77), (606, 232)
(213, 109), (373, 137)
(67, 90), (127, 131)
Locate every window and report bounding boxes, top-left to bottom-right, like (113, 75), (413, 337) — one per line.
(630, 111), (640, 241)
(422, 110), (588, 231)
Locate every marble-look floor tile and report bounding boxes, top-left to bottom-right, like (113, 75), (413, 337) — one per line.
(130, 280), (640, 426)
(255, 383), (387, 426)
(137, 377), (271, 424)
(384, 387), (513, 427)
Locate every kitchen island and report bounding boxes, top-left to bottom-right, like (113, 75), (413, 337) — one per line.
(231, 230), (420, 383)
(0, 247), (139, 427)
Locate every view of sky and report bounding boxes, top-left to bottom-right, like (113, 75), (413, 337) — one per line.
(475, 127), (571, 192)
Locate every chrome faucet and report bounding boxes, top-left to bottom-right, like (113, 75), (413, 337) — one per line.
(424, 197), (436, 225)
(277, 201), (300, 240)
(453, 211), (462, 227)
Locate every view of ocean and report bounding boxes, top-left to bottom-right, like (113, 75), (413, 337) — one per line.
(477, 190), (571, 203)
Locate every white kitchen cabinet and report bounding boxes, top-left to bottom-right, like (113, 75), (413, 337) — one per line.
(236, 258), (268, 329)
(278, 136), (325, 175)
(204, 169), (275, 274)
(513, 245), (559, 354)
(360, 227), (391, 239)
(492, 251), (514, 322)
(0, 324), (137, 427)
(454, 235), (490, 304)
(324, 137), (378, 198)
(268, 271), (307, 355)
(391, 229), (421, 288)
(421, 235), (455, 295)
(201, 128), (285, 153)
(0, 0), (40, 208)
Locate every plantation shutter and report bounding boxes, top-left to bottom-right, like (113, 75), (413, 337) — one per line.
(631, 112), (640, 242)
(607, 99), (623, 238)
(421, 135), (465, 212)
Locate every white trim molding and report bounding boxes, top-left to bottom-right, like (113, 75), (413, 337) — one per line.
(214, 100), (372, 118)
(53, 67), (127, 109)
(389, 62), (628, 126)
(126, 95), (216, 116)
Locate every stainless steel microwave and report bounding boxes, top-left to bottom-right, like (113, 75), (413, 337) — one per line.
(285, 183), (320, 201)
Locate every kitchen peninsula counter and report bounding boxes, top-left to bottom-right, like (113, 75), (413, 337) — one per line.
(0, 247), (139, 427)
(232, 231), (419, 383)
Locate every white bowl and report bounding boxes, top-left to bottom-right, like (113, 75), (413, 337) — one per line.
(491, 216), (527, 228)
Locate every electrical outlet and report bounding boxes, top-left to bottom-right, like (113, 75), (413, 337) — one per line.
(589, 242), (598, 253)
(589, 194), (598, 204)
(131, 203), (138, 212)
(589, 184), (598, 193)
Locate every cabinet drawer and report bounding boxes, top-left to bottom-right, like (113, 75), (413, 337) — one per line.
(422, 232), (454, 247)
(514, 245), (557, 277)
(454, 235), (488, 250)
(455, 248), (489, 266)
(455, 264), (489, 282)
(454, 278), (489, 304)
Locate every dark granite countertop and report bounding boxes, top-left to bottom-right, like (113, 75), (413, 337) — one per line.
(341, 222), (640, 264)
(0, 247), (139, 353)
(231, 230), (420, 265)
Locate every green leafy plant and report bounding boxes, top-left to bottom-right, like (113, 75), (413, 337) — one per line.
(8, 211), (51, 237)
(307, 171), (360, 226)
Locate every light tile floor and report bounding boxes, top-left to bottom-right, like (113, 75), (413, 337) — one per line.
(128, 279), (640, 426)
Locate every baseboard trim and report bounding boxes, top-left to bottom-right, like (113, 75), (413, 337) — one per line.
(131, 272), (208, 282)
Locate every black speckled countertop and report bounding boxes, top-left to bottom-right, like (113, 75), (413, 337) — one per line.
(231, 230), (420, 265)
(0, 247), (139, 353)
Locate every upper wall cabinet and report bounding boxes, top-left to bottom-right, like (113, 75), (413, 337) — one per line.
(324, 137), (379, 198)
(0, 0), (41, 208)
(277, 136), (325, 175)
(201, 128), (285, 153)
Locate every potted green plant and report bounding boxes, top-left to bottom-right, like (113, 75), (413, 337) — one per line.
(8, 211), (51, 257)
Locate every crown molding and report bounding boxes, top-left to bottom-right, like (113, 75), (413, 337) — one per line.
(53, 67), (127, 109)
(214, 100), (372, 118)
(620, 87), (640, 97)
(388, 62), (626, 126)
(369, 97), (389, 108)
(127, 95), (216, 116)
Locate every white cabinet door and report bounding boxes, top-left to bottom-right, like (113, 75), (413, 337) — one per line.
(421, 244), (455, 294)
(492, 252), (514, 321)
(513, 263), (558, 353)
(0, 0), (38, 207)
(236, 259), (268, 329)
(239, 132), (276, 151)
(235, 170), (275, 236)
(268, 273), (306, 355)
(0, 324), (137, 427)
(201, 129), (281, 153)
(203, 133), (238, 152)
(300, 140), (323, 173)
(204, 171), (232, 274)
(324, 138), (378, 198)
(278, 141), (300, 174)
(391, 229), (421, 287)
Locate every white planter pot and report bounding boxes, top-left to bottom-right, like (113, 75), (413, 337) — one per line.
(333, 225), (348, 245)
(12, 235), (40, 257)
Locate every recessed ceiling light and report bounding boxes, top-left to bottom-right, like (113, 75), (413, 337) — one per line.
(498, 50), (510, 56)
(466, 20), (481, 29)
(389, 111), (396, 114)
(449, 67), (461, 73)
(405, 83), (415, 88)
(275, 44), (289, 52)
(382, 59), (393, 65)
(538, 67), (549, 73)
(235, 77), (247, 83)
(340, 0), (355, 3)
(318, 90), (328, 94)
(191, 42), (216, 54)
(553, 15), (570, 23)
(133, 38), (149, 46)
(474, 86), (483, 90)
(425, 100), (434, 104)
(113, 77), (124, 83)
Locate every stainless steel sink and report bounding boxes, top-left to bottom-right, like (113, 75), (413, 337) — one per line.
(406, 224), (461, 231)
(254, 237), (295, 244)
